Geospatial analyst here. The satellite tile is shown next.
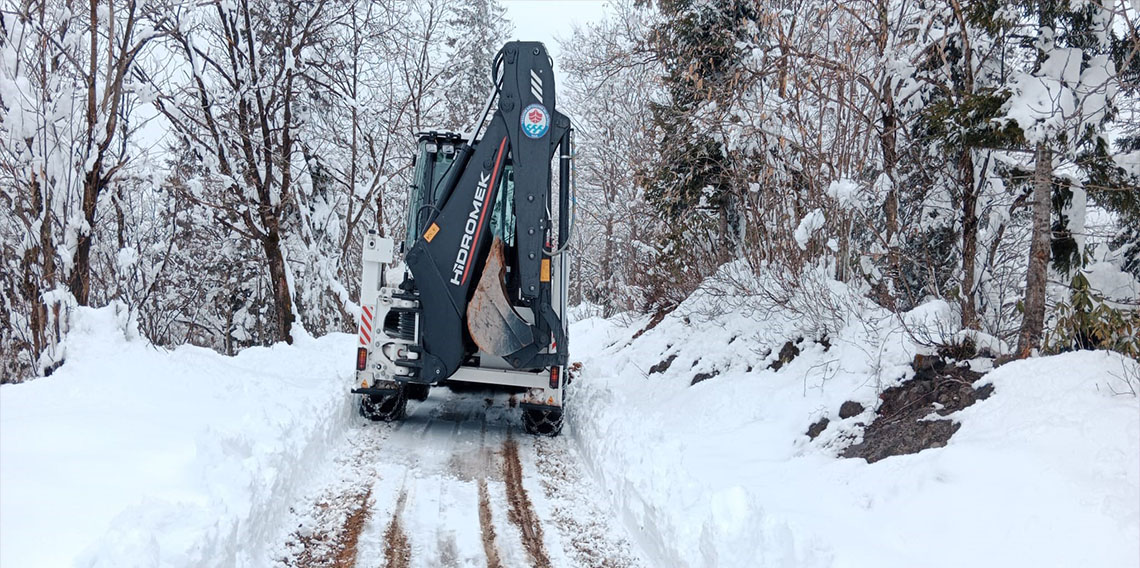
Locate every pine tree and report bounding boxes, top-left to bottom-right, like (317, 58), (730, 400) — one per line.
(640, 0), (759, 302)
(444, 0), (511, 133)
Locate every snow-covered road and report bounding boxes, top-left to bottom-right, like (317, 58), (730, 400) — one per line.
(274, 387), (645, 568)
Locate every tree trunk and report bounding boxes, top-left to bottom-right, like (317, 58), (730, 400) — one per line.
(69, 170), (101, 305)
(1017, 142), (1053, 357)
(836, 215), (850, 283)
(261, 226), (295, 345)
(70, 0), (100, 307)
(601, 213), (615, 317)
(959, 149), (980, 330)
(879, 79), (900, 309)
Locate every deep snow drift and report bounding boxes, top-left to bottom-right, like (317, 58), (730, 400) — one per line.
(567, 269), (1140, 567)
(0, 305), (357, 567)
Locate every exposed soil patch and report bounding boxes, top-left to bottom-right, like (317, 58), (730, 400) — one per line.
(382, 490), (411, 568)
(769, 339), (801, 371)
(843, 357), (991, 463)
(477, 479), (504, 568)
(649, 354), (678, 375)
(806, 417), (829, 440)
(501, 439), (551, 568)
(631, 306), (675, 341)
(690, 370), (719, 386)
(937, 336), (982, 360)
(838, 401), (865, 419)
(282, 489), (372, 568)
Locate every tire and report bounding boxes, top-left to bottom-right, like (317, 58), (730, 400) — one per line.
(359, 387), (408, 422)
(405, 382), (430, 402)
(522, 406), (563, 437)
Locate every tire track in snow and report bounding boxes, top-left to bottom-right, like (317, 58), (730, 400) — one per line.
(275, 417), (393, 568)
(530, 438), (645, 568)
(382, 489), (411, 568)
(275, 389), (647, 568)
(473, 409), (508, 568)
(279, 488), (373, 568)
(502, 437), (552, 568)
(477, 479), (504, 568)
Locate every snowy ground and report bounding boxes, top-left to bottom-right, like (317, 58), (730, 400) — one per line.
(269, 388), (643, 568)
(0, 305), (643, 568)
(567, 286), (1140, 567)
(3, 293), (1138, 567)
(0, 306), (357, 567)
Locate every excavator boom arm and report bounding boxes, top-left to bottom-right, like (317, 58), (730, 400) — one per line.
(400, 41), (572, 382)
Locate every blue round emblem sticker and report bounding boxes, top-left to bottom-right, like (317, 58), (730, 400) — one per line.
(521, 103), (550, 139)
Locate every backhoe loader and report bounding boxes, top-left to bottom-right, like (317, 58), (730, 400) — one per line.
(353, 41), (573, 436)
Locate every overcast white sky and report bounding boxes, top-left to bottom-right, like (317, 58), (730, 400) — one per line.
(500, 0), (614, 82)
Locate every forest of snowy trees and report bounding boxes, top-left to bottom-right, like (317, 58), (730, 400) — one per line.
(562, 0), (1139, 358)
(0, 0), (510, 379)
(2, 0), (1138, 383)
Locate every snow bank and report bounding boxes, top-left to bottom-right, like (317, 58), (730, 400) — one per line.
(0, 306), (357, 567)
(567, 275), (1140, 567)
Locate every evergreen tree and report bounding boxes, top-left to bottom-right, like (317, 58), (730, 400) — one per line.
(640, 0), (760, 302)
(985, 0), (1128, 354)
(444, 0), (511, 132)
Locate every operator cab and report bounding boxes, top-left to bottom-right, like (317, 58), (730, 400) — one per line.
(407, 132), (521, 303)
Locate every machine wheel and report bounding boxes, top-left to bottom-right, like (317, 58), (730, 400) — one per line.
(405, 383), (430, 402)
(359, 387), (407, 422)
(522, 407), (563, 437)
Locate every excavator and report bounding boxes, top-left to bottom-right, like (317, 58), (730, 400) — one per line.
(352, 42), (573, 436)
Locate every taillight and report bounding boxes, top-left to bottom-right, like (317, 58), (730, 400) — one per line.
(549, 366), (560, 389)
(356, 347), (368, 371)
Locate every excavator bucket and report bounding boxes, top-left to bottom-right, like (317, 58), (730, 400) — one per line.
(467, 238), (534, 357)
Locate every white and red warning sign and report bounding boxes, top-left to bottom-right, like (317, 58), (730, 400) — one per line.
(521, 103), (550, 139)
(359, 305), (373, 345)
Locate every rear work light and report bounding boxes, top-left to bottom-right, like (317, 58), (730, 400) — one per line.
(356, 347), (368, 371)
(549, 366), (560, 390)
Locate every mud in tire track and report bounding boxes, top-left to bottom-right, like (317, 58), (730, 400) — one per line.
(281, 489), (373, 568)
(382, 489), (411, 568)
(502, 438), (552, 568)
(532, 438), (644, 568)
(276, 391), (645, 568)
(478, 479), (504, 568)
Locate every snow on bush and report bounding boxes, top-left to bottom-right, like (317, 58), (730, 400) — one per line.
(824, 178), (860, 210)
(0, 306), (358, 567)
(793, 209), (826, 250)
(567, 270), (1140, 568)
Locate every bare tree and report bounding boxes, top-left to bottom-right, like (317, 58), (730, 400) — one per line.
(145, 0), (338, 343)
(1, 0), (157, 380)
(69, 0), (158, 306)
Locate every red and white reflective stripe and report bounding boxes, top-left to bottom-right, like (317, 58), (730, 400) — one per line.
(359, 305), (373, 345)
